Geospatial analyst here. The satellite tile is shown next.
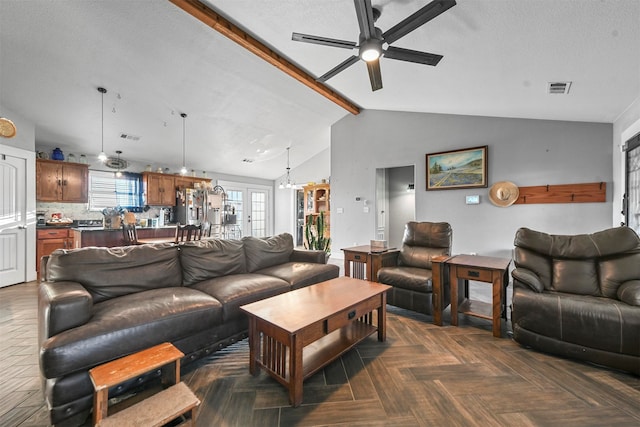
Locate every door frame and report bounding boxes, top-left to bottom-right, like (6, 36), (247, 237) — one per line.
(0, 143), (37, 286)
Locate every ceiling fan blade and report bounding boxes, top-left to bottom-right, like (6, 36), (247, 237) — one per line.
(384, 46), (443, 66)
(354, 0), (377, 40)
(366, 58), (383, 91)
(292, 32), (357, 50)
(317, 55), (360, 82)
(383, 0), (456, 45)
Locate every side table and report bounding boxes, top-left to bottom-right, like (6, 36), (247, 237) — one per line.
(433, 255), (511, 337)
(341, 245), (399, 282)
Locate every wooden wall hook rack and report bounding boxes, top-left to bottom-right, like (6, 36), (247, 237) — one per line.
(515, 182), (606, 205)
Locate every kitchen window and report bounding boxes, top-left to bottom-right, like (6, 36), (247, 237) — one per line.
(89, 170), (144, 212)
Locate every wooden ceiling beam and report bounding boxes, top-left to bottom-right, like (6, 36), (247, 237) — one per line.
(169, 0), (361, 115)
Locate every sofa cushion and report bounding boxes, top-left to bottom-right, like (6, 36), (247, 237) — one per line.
(243, 233), (294, 272)
(552, 259), (598, 295)
(514, 226), (640, 259)
(377, 266), (432, 293)
(257, 262), (339, 290)
(180, 239), (246, 286)
(191, 273), (290, 322)
(599, 253), (640, 298)
(398, 222), (451, 269)
(40, 287), (222, 379)
(618, 280), (640, 306)
(512, 287), (640, 356)
(46, 244), (182, 303)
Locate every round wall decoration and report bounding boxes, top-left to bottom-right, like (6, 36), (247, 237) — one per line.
(489, 181), (520, 207)
(0, 117), (17, 138)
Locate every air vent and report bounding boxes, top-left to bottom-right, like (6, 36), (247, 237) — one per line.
(120, 133), (141, 141)
(242, 158), (254, 163)
(547, 81), (571, 95)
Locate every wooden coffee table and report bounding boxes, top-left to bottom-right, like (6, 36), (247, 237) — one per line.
(240, 277), (391, 406)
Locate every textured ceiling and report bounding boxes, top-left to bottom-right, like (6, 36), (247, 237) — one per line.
(1, 0), (639, 179)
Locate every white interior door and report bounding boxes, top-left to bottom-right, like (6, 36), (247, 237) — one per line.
(0, 152), (27, 287)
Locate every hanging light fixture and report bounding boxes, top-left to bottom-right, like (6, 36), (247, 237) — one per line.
(180, 113), (188, 175)
(97, 87), (108, 162)
(115, 150), (123, 177)
(279, 146), (293, 189)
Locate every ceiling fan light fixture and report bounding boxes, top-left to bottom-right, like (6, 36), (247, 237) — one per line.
(359, 39), (382, 62)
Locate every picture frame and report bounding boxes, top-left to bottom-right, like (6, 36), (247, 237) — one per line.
(426, 145), (488, 190)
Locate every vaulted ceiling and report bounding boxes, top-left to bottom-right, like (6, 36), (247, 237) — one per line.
(1, 1), (638, 179)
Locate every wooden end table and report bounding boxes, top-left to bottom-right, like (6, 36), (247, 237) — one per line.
(341, 245), (399, 282)
(240, 277), (391, 407)
(433, 255), (511, 337)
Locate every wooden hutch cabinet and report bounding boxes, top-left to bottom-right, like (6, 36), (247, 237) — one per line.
(142, 172), (176, 206)
(36, 159), (89, 202)
(303, 183), (330, 241)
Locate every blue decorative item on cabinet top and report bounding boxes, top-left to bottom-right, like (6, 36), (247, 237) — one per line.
(51, 147), (64, 160)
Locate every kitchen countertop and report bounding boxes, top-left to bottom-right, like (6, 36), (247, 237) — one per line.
(37, 225), (178, 231)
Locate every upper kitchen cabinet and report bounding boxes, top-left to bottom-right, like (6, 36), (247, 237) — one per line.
(174, 175), (211, 190)
(142, 172), (176, 206)
(36, 159), (89, 203)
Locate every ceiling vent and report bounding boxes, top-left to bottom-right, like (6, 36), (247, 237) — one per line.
(120, 133), (141, 141)
(547, 81), (571, 95)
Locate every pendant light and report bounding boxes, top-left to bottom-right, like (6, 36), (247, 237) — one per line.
(180, 113), (188, 175)
(97, 87), (108, 162)
(279, 146), (293, 189)
(114, 151), (123, 177)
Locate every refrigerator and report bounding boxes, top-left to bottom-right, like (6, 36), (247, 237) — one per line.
(174, 188), (205, 225)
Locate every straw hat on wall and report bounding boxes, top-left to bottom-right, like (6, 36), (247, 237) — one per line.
(489, 181), (519, 207)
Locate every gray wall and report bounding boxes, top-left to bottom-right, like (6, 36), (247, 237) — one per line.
(331, 109), (613, 259)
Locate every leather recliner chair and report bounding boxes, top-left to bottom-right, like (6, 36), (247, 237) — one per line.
(377, 221), (452, 315)
(511, 226), (640, 374)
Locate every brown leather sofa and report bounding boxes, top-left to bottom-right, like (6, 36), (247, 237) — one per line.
(39, 233), (338, 426)
(377, 221), (452, 315)
(511, 227), (640, 374)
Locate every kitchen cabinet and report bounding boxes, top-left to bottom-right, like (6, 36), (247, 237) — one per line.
(142, 172), (175, 206)
(37, 228), (74, 280)
(36, 159), (88, 202)
(174, 175), (211, 190)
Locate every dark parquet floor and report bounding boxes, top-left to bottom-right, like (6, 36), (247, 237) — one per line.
(1, 279), (639, 426)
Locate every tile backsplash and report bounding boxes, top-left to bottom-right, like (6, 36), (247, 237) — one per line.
(37, 202), (167, 221)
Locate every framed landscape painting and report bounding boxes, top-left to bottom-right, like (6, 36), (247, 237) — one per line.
(426, 145), (488, 190)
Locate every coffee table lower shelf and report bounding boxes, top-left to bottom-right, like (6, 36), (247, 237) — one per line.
(254, 319), (378, 406)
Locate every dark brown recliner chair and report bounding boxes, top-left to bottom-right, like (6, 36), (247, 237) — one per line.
(511, 226), (640, 374)
(377, 221), (452, 315)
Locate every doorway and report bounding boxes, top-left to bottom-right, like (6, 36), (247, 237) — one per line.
(218, 181), (272, 239)
(375, 165), (415, 249)
(624, 132), (640, 233)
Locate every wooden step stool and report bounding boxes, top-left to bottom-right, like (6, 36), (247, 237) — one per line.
(89, 342), (200, 427)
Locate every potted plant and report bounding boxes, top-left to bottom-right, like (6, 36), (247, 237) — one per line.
(304, 211), (331, 254)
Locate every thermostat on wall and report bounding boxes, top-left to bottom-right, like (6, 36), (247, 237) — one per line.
(466, 195), (480, 205)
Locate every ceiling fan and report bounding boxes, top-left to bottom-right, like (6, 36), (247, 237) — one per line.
(292, 0), (456, 91)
